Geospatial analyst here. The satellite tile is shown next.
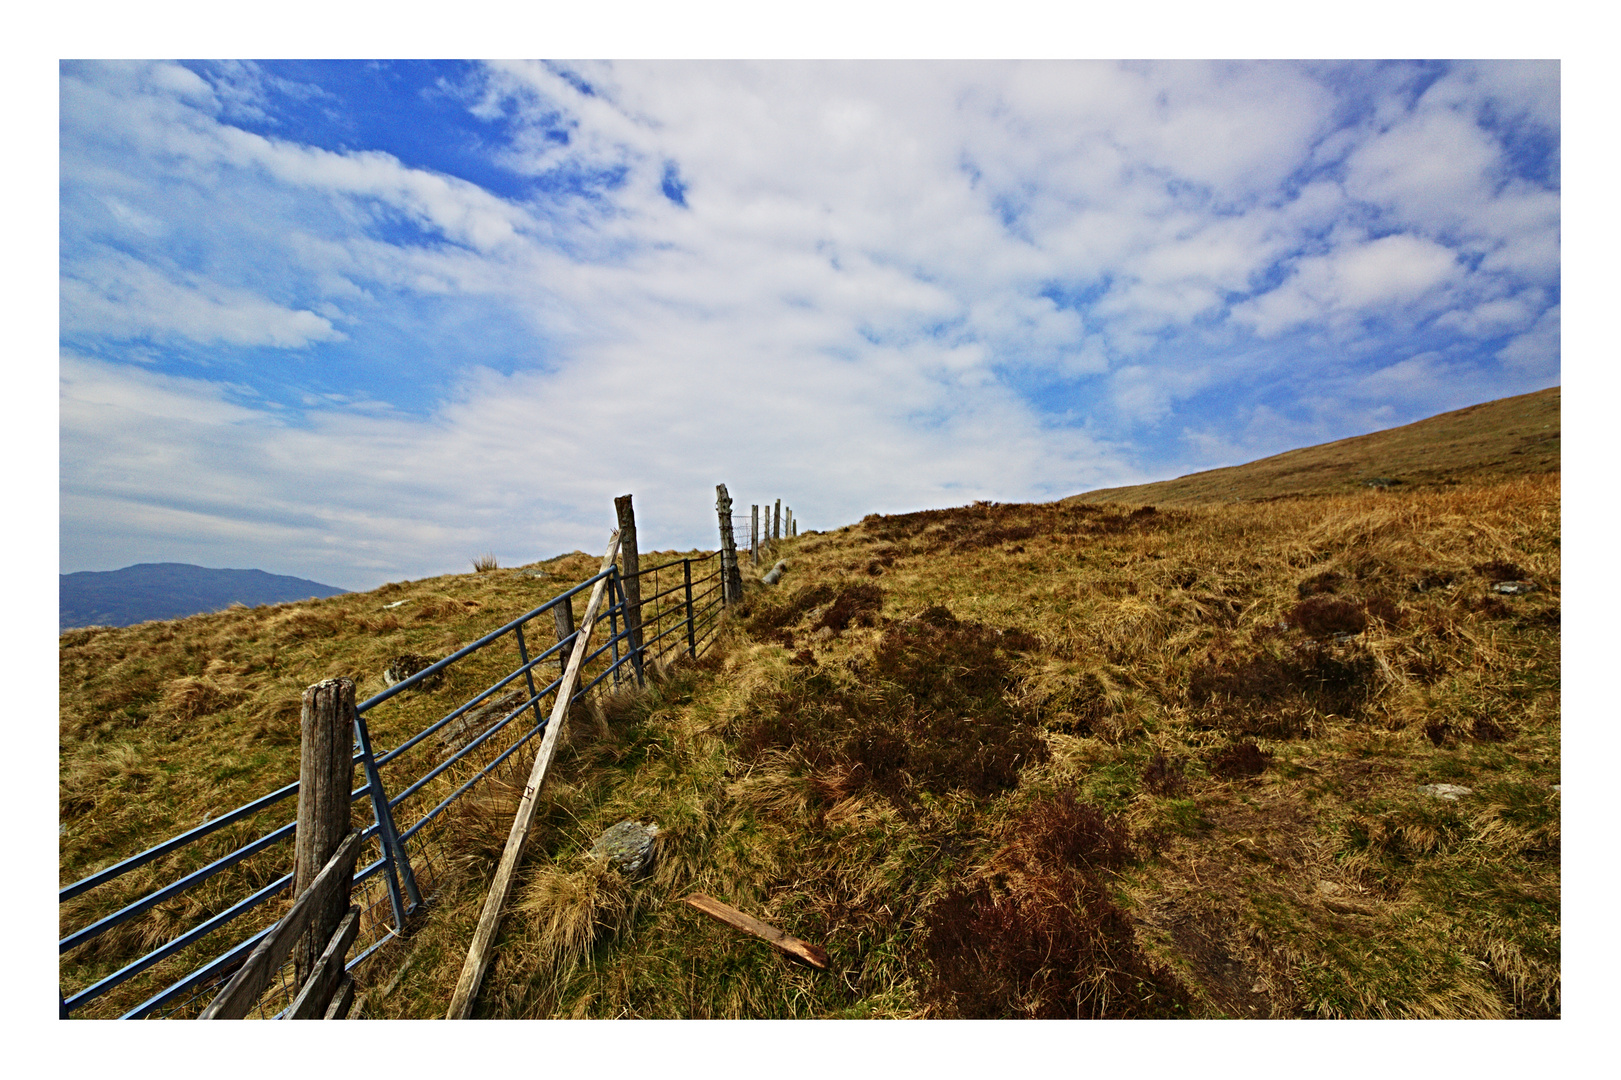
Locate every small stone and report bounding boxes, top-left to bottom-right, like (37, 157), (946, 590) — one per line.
(590, 820), (660, 878)
(384, 653), (443, 690)
(1492, 581), (1537, 595)
(1418, 783), (1474, 801)
(382, 599), (408, 609)
(1323, 897), (1378, 916)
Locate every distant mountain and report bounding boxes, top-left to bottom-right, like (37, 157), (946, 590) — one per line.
(60, 563), (348, 631)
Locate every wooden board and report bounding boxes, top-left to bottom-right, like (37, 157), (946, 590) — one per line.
(681, 892), (828, 969)
(200, 829), (363, 1019)
(323, 974), (356, 1020)
(446, 531), (623, 1019)
(285, 905), (361, 1019)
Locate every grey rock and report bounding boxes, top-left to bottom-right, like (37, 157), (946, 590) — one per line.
(384, 653), (443, 690)
(1492, 581), (1538, 595)
(762, 560), (788, 585)
(590, 820), (660, 878)
(1418, 783), (1474, 801)
(382, 599), (408, 609)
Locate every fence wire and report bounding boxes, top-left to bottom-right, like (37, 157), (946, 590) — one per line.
(60, 549), (729, 1019)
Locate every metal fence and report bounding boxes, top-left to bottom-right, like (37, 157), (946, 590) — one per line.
(59, 551), (726, 1019)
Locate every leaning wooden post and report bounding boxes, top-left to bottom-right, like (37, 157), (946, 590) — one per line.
(774, 499), (781, 541)
(614, 494), (645, 686)
(716, 484), (742, 605)
(447, 531), (622, 1020)
(293, 678), (356, 991)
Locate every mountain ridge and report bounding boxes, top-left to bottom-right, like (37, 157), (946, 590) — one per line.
(60, 562), (348, 630)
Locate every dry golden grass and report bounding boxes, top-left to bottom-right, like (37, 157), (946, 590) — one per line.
(335, 473), (1555, 1019)
(56, 546), (713, 1018)
(62, 398), (1560, 1020)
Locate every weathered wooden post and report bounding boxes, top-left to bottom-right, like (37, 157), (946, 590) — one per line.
(293, 678), (356, 991)
(683, 558), (697, 656)
(751, 504), (760, 566)
(614, 494), (645, 685)
(774, 499), (781, 541)
(716, 485), (742, 605)
(552, 594), (576, 682)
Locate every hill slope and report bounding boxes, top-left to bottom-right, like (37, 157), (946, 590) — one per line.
(1070, 385), (1559, 506)
(60, 562), (348, 630)
(60, 397), (1560, 1020)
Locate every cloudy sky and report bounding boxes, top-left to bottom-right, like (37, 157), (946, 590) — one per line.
(59, 58), (1560, 590)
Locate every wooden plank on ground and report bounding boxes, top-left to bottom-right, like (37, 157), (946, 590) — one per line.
(446, 530), (624, 1020)
(681, 892), (829, 969)
(200, 829), (364, 1019)
(284, 905), (361, 1019)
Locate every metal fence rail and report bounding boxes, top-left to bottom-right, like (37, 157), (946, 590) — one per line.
(60, 550), (727, 1019)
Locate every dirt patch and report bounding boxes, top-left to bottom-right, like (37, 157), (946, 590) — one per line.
(1164, 908), (1279, 1018)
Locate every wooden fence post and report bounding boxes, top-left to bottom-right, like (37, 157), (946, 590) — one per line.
(751, 504), (759, 566)
(614, 494), (645, 685)
(293, 678), (356, 991)
(774, 499), (781, 541)
(716, 485), (742, 605)
(551, 595), (575, 682)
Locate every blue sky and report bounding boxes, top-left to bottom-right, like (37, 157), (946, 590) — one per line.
(59, 58), (1561, 590)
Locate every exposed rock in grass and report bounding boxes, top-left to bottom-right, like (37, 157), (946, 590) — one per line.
(589, 820), (660, 878)
(384, 653), (443, 690)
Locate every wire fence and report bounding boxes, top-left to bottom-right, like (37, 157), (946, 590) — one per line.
(59, 549), (727, 1020)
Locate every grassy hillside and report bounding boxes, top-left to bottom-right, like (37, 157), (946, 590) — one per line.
(61, 394), (1560, 1020)
(1071, 385), (1559, 506)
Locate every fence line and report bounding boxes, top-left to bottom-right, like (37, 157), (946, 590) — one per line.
(59, 497), (740, 1019)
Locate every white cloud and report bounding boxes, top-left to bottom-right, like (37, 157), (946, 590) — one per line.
(58, 60), (1561, 585)
(61, 253), (344, 348)
(1497, 304), (1560, 377)
(61, 341), (1131, 587)
(1234, 234), (1461, 336)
